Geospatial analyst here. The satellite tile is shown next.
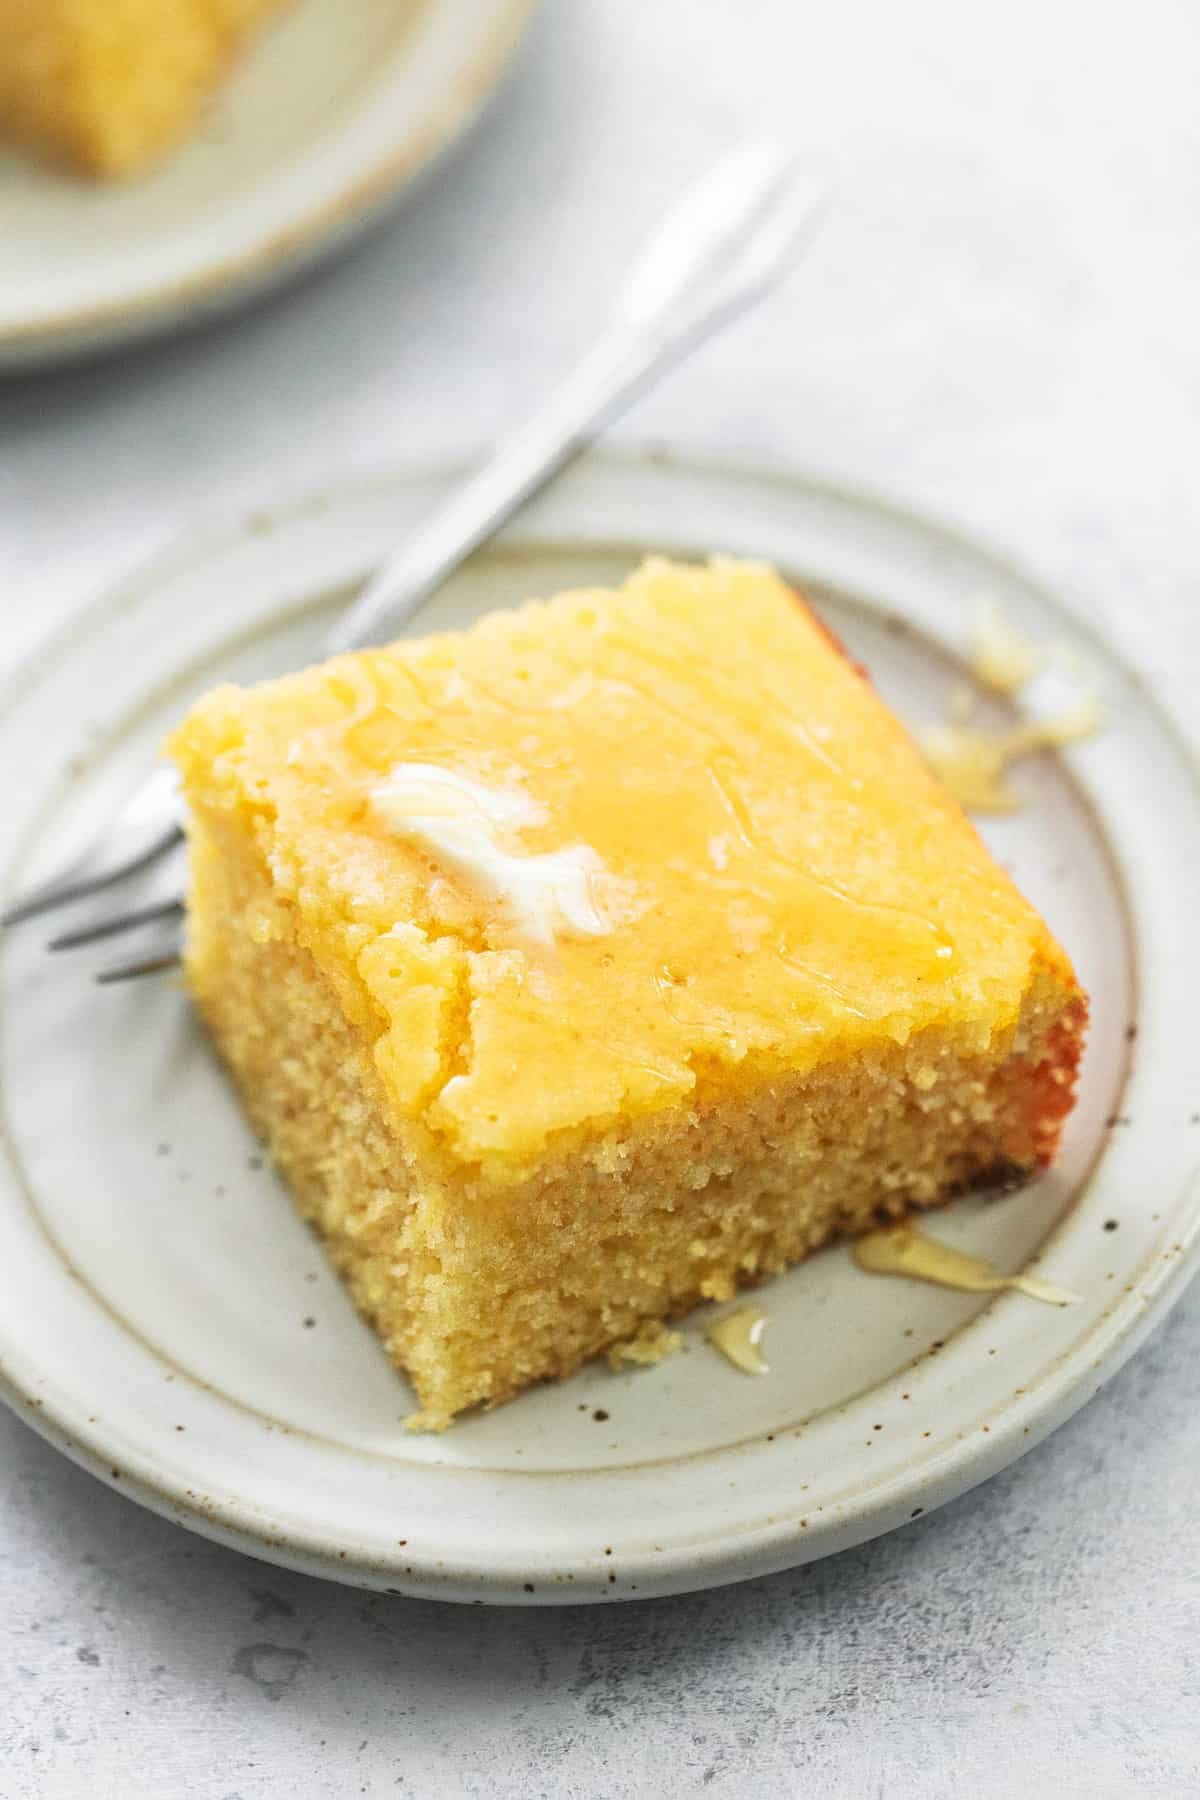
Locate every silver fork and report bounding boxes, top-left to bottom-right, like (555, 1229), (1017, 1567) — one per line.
(3, 138), (827, 981)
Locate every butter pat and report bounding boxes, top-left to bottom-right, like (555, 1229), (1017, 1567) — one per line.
(371, 763), (611, 945)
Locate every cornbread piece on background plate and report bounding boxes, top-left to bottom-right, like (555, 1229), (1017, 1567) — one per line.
(0, 0), (289, 176)
(169, 558), (1086, 1428)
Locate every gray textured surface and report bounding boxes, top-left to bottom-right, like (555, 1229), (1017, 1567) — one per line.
(2, 2), (1199, 1794)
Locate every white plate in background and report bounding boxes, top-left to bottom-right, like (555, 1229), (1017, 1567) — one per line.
(0, 0), (538, 369)
(0, 452), (1197, 1603)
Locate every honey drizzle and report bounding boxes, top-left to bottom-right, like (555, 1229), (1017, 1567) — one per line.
(704, 758), (954, 965)
(706, 1305), (770, 1374)
(419, 655), (958, 1006)
(920, 703), (1101, 814)
(775, 948), (872, 1019)
(969, 607), (1040, 695)
(853, 1225), (1079, 1306)
(600, 631), (851, 781)
(308, 617), (961, 1038)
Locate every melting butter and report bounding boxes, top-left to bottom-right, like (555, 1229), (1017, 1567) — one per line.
(853, 1224), (1078, 1306)
(706, 1304), (770, 1374)
(371, 763), (612, 944)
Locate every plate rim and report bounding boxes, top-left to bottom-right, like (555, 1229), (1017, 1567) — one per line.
(0, 0), (540, 367)
(2, 448), (1199, 1604)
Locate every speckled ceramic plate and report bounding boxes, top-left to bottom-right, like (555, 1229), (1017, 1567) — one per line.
(0, 0), (538, 369)
(1, 454), (1198, 1604)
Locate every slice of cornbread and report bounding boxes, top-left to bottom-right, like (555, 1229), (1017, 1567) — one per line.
(169, 558), (1086, 1427)
(0, 0), (288, 176)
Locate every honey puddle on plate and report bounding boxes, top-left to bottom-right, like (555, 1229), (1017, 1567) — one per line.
(920, 702), (1101, 813)
(969, 604), (1041, 695)
(921, 605), (1103, 813)
(853, 1224), (1079, 1306)
(706, 1304), (770, 1374)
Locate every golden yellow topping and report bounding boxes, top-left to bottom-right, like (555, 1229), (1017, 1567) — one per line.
(170, 558), (1074, 1171)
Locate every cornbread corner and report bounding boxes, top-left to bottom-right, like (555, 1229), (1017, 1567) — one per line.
(0, 0), (289, 176)
(168, 557), (1086, 1428)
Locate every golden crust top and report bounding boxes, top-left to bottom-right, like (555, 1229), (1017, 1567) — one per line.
(170, 558), (1082, 1169)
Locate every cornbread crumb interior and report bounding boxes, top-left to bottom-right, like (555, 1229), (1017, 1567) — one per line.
(0, 0), (289, 175)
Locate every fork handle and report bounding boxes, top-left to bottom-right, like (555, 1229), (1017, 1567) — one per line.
(325, 149), (825, 657)
(322, 329), (655, 656)
(321, 256), (786, 658)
